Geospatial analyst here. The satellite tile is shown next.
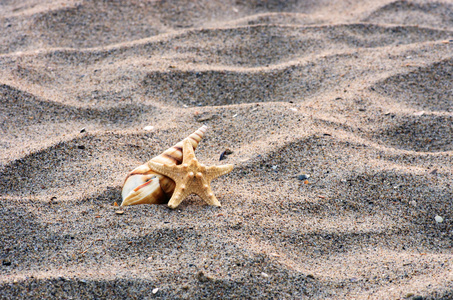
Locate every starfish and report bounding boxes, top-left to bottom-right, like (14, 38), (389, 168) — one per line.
(147, 138), (234, 209)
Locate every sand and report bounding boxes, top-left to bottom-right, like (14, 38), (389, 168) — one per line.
(1, 0), (452, 299)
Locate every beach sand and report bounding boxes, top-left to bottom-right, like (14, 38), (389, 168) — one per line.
(1, 0), (452, 298)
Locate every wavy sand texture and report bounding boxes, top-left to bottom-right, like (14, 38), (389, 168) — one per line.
(0, 0), (452, 299)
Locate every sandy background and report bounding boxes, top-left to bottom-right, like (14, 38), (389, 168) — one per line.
(1, 0), (452, 299)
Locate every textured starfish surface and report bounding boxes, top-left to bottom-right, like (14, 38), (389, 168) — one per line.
(147, 138), (234, 209)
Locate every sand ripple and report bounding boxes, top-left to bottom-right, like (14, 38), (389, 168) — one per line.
(1, 1), (452, 299)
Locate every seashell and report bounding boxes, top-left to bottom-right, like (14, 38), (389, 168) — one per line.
(121, 125), (207, 206)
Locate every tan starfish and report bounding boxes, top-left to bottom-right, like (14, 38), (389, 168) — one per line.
(147, 138), (234, 209)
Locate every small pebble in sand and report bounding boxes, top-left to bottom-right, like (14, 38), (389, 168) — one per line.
(409, 200), (417, 207)
(152, 288), (159, 294)
(80, 127), (86, 133)
(272, 165), (278, 170)
(115, 210), (124, 215)
(195, 112), (217, 122)
(435, 215), (443, 223)
(2, 259), (11, 266)
(219, 149), (233, 161)
(196, 271), (213, 282)
(261, 272), (269, 278)
(113, 202), (118, 206)
(143, 126), (154, 131)
(297, 174), (310, 180)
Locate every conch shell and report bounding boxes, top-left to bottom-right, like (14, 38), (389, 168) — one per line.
(121, 125), (207, 206)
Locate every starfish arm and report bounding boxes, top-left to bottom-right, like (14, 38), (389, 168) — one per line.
(167, 185), (192, 209)
(196, 184), (221, 207)
(147, 161), (180, 180)
(167, 175), (196, 209)
(189, 175), (220, 206)
(199, 193), (221, 207)
(206, 164), (234, 180)
(181, 138), (196, 164)
(193, 178), (221, 206)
